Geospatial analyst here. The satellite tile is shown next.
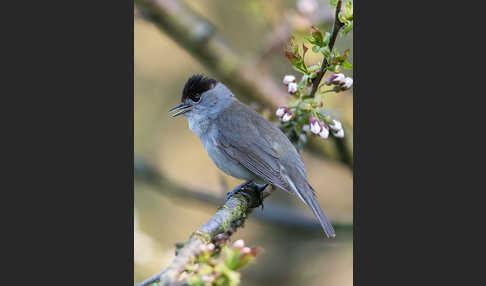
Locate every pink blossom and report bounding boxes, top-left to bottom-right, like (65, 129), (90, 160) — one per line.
(275, 106), (288, 117)
(282, 111), (294, 122)
(319, 126), (329, 139)
(282, 75), (296, 85)
(242, 247), (251, 254)
(333, 128), (344, 138)
(330, 120), (342, 131)
(233, 239), (245, 248)
(309, 117), (321, 134)
(343, 77), (353, 89)
(288, 82), (298, 93)
(334, 73), (346, 83)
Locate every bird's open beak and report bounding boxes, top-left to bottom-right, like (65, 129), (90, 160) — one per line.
(169, 104), (191, 117)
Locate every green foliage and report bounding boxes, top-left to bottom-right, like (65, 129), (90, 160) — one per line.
(280, 2), (353, 147)
(284, 36), (309, 74)
(183, 242), (262, 286)
(338, 0), (353, 36)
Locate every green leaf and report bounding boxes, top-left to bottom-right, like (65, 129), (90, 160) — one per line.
(321, 46), (331, 58)
(341, 21), (353, 35)
(310, 26), (323, 45)
(323, 32), (331, 45)
(330, 0), (338, 8)
(342, 60), (353, 69)
(345, 0), (353, 17)
(338, 12), (347, 24)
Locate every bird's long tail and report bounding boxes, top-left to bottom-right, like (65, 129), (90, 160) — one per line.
(286, 176), (335, 238)
(303, 186), (336, 238)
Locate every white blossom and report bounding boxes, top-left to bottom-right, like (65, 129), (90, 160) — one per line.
(330, 120), (343, 131)
(319, 126), (329, 139)
(275, 106), (287, 117)
(282, 112), (294, 122)
(334, 73), (346, 84)
(282, 75), (296, 85)
(309, 117), (321, 134)
(333, 128), (344, 138)
(242, 247), (252, 254)
(233, 239), (245, 248)
(343, 77), (353, 89)
(288, 82), (298, 93)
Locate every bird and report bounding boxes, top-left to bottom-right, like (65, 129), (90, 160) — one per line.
(169, 74), (335, 238)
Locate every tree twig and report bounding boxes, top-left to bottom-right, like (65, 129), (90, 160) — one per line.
(137, 182), (275, 286)
(308, 0), (345, 98)
(135, 269), (166, 286)
(134, 0), (352, 169)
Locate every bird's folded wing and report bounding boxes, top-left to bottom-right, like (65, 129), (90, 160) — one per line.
(214, 102), (292, 193)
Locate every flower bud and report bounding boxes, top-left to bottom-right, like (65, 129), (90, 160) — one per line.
(330, 120), (342, 131)
(325, 74), (338, 85)
(275, 106), (288, 117)
(282, 111), (294, 122)
(343, 77), (353, 89)
(333, 128), (344, 138)
(288, 82), (298, 93)
(233, 239), (245, 248)
(282, 75), (296, 85)
(319, 126), (329, 139)
(309, 117), (321, 134)
(242, 247), (252, 254)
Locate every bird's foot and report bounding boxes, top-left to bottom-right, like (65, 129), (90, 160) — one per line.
(225, 181), (253, 201)
(226, 181), (269, 210)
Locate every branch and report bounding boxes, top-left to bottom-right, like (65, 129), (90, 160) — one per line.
(135, 269), (166, 286)
(134, 0), (352, 169)
(137, 183), (274, 286)
(308, 0), (345, 98)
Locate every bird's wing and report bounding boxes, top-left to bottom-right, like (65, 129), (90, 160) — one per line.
(214, 101), (294, 193)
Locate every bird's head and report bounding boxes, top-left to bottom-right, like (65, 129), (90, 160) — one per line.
(169, 74), (226, 117)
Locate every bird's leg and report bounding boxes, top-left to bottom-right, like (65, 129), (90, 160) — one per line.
(226, 181), (269, 209)
(225, 180), (253, 201)
(253, 183), (269, 210)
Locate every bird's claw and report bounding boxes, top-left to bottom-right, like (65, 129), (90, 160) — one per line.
(225, 182), (269, 210)
(225, 181), (252, 201)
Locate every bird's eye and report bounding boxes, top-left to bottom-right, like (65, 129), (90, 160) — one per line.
(192, 94), (201, 102)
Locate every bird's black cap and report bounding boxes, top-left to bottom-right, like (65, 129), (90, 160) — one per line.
(182, 74), (218, 102)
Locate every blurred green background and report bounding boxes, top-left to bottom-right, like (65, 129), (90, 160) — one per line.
(134, 0), (353, 285)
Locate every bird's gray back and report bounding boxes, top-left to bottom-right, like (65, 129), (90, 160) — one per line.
(214, 100), (309, 194)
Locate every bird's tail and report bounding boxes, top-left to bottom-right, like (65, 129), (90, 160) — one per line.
(303, 186), (336, 238)
(286, 176), (335, 238)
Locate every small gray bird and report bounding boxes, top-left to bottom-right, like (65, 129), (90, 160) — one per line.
(169, 74), (335, 238)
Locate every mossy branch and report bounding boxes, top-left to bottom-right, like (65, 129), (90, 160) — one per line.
(136, 183), (274, 286)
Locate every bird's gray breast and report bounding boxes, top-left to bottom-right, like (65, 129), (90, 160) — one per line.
(200, 125), (257, 181)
